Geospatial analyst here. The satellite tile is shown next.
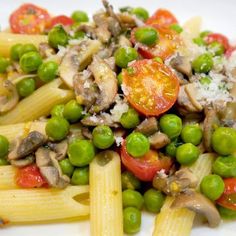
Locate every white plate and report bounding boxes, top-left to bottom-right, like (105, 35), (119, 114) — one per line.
(0, 0), (236, 235)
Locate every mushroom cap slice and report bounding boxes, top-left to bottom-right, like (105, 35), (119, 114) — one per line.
(149, 132), (170, 149)
(10, 155), (35, 167)
(171, 191), (221, 228)
(47, 140), (68, 161)
(135, 117), (158, 136)
(170, 54), (192, 77)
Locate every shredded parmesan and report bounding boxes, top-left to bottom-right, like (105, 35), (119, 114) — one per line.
(110, 95), (129, 122)
(115, 136), (124, 147)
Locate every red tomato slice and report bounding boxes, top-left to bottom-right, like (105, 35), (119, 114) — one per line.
(121, 142), (173, 181)
(217, 178), (236, 211)
(16, 164), (48, 188)
(122, 59), (179, 116)
(9, 3), (51, 34)
(146, 9), (178, 27)
(225, 46), (236, 58)
(131, 26), (181, 60)
(49, 15), (74, 28)
(204, 33), (230, 50)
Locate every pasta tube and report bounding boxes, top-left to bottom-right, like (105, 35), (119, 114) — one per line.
(152, 153), (216, 236)
(0, 165), (18, 190)
(0, 79), (74, 125)
(0, 186), (89, 225)
(0, 33), (47, 57)
(90, 151), (123, 236)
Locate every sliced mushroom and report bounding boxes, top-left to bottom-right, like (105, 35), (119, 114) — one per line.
(171, 191), (221, 228)
(170, 54), (192, 77)
(118, 35), (132, 48)
(38, 42), (55, 58)
(0, 80), (19, 114)
(149, 132), (170, 149)
(89, 56), (118, 113)
(10, 155), (35, 167)
(153, 168), (198, 196)
(47, 140), (68, 161)
(203, 108), (220, 152)
(135, 117), (158, 136)
(117, 13), (137, 28)
(59, 40), (101, 88)
(82, 127), (93, 139)
(35, 147), (55, 167)
(8, 131), (47, 160)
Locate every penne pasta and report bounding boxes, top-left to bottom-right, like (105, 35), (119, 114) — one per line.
(0, 79), (74, 125)
(152, 153), (216, 236)
(90, 151), (123, 236)
(0, 165), (18, 190)
(0, 185), (89, 225)
(0, 33), (47, 58)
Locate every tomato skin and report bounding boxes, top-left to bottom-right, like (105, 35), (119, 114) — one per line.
(121, 142), (173, 181)
(122, 59), (179, 116)
(146, 9), (178, 27)
(49, 15), (74, 28)
(16, 164), (48, 188)
(225, 46), (236, 58)
(9, 3), (51, 34)
(131, 26), (181, 60)
(204, 33), (230, 50)
(217, 178), (236, 211)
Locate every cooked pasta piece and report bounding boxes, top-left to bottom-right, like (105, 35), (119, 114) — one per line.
(90, 151), (123, 236)
(182, 16), (202, 39)
(0, 165), (18, 190)
(152, 153), (216, 236)
(0, 32), (47, 57)
(0, 186), (89, 225)
(0, 79), (74, 125)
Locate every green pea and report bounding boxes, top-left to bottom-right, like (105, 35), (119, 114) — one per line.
(10, 43), (23, 61)
(153, 57), (163, 63)
(217, 205), (236, 219)
(59, 158), (74, 177)
(144, 188), (165, 213)
(20, 51), (42, 73)
(200, 76), (211, 85)
(131, 7), (149, 21)
(0, 135), (9, 158)
(135, 27), (158, 46)
(63, 100), (83, 123)
(126, 132), (150, 158)
(165, 138), (183, 157)
(92, 125), (114, 149)
(71, 166), (89, 185)
(37, 61), (58, 83)
(114, 47), (138, 68)
(211, 127), (236, 155)
(200, 30), (211, 38)
(213, 155), (236, 178)
(176, 143), (200, 165)
(68, 139), (95, 167)
(120, 108), (140, 129)
(192, 53), (213, 73)
(181, 124), (203, 145)
(123, 207), (141, 234)
(46, 116), (70, 141)
(117, 72), (123, 86)
(208, 41), (225, 56)
(16, 78), (36, 97)
(0, 157), (9, 166)
(19, 43), (38, 58)
(200, 174), (225, 201)
(50, 104), (65, 117)
(192, 37), (206, 46)
(160, 114), (182, 139)
(121, 171), (141, 190)
(0, 57), (10, 73)
(122, 189), (144, 210)
(169, 24), (183, 34)
(71, 10), (89, 23)
(48, 25), (69, 49)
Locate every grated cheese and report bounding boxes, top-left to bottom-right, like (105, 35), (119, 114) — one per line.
(114, 136), (124, 147)
(110, 95), (129, 122)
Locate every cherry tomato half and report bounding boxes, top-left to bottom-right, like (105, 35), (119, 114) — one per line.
(146, 9), (178, 27)
(131, 25), (181, 60)
(121, 142), (173, 181)
(217, 178), (236, 211)
(122, 59), (179, 116)
(16, 164), (48, 188)
(49, 15), (74, 28)
(10, 3), (51, 34)
(204, 33), (230, 51)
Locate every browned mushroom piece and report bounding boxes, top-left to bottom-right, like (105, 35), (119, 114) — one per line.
(149, 132), (170, 149)
(0, 80), (19, 114)
(47, 140), (68, 161)
(171, 191), (221, 228)
(8, 131), (47, 160)
(203, 108), (220, 152)
(153, 168), (198, 196)
(38, 42), (55, 58)
(10, 155), (35, 167)
(118, 35), (132, 48)
(35, 147), (54, 167)
(88, 56), (118, 113)
(117, 13), (137, 28)
(135, 117), (158, 136)
(81, 127), (93, 139)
